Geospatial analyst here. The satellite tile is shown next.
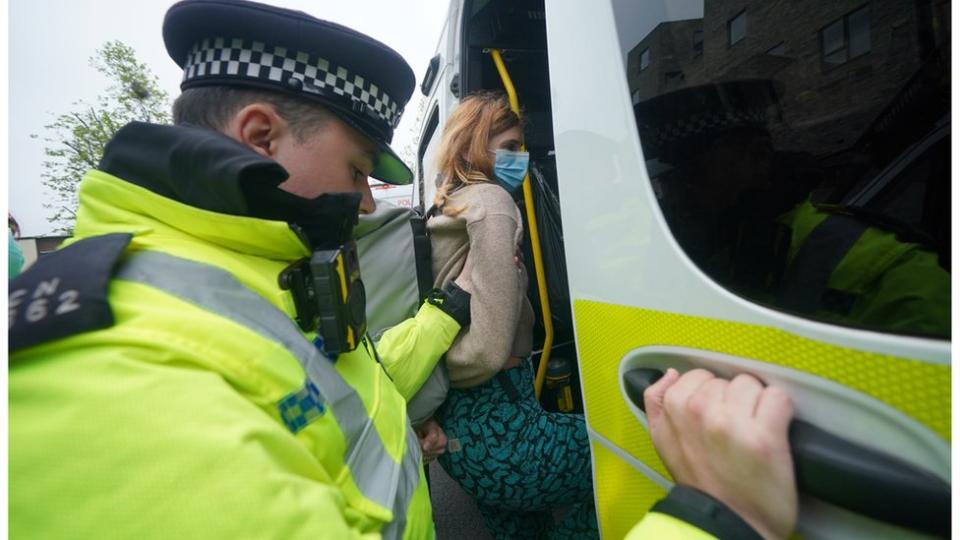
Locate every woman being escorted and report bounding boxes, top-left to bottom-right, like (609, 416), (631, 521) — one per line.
(429, 91), (598, 539)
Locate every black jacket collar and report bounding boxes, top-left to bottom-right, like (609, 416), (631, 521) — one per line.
(97, 122), (359, 249)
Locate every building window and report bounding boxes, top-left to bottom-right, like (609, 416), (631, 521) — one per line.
(631, 89), (641, 105)
(639, 48), (650, 72)
(766, 42), (787, 57)
(728, 10), (747, 46)
(848, 6), (871, 57)
(693, 30), (704, 56)
(822, 5), (871, 65)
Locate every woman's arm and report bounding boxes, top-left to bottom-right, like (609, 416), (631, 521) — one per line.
(444, 205), (525, 387)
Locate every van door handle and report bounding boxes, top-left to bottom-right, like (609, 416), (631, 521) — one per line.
(623, 368), (950, 537)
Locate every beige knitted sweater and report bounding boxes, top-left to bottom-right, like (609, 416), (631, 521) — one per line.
(428, 182), (535, 388)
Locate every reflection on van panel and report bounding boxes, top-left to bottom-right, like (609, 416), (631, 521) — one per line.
(625, 0), (950, 339)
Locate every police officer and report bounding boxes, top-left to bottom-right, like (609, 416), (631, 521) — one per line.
(635, 80), (792, 298)
(637, 80), (948, 339)
(11, 1), (468, 538)
(777, 200), (949, 338)
(9, 1), (796, 539)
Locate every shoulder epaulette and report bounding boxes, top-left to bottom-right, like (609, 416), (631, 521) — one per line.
(9, 233), (132, 353)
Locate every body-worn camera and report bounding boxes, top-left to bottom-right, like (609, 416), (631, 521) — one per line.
(279, 241), (367, 356)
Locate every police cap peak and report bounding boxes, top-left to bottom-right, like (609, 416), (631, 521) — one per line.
(163, 0), (415, 184)
(635, 79), (781, 163)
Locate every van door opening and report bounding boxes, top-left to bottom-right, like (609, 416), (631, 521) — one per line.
(458, 0), (580, 413)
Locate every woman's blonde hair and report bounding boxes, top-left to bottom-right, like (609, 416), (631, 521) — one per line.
(433, 91), (522, 214)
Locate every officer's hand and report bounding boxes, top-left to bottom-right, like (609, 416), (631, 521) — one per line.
(415, 418), (447, 464)
(644, 369), (797, 540)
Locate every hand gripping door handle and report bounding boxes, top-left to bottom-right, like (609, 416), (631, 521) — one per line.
(623, 368), (950, 537)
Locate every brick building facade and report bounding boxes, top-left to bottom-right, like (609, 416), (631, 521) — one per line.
(627, 0), (949, 157)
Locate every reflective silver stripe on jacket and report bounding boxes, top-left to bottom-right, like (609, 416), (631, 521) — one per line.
(116, 250), (422, 538)
(381, 426), (425, 539)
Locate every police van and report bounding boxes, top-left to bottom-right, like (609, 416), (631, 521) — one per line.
(414, 0), (950, 538)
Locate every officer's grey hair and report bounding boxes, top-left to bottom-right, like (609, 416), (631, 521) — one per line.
(172, 87), (333, 140)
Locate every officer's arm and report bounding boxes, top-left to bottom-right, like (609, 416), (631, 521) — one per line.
(376, 289), (467, 400)
(10, 329), (386, 539)
(624, 487), (764, 540)
(177, 402), (385, 539)
(855, 244), (950, 337)
(636, 369), (797, 540)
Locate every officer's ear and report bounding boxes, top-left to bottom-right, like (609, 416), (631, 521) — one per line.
(227, 103), (287, 158)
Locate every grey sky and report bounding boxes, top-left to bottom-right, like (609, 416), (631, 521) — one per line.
(9, 0), (449, 236)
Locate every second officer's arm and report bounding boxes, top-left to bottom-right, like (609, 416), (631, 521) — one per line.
(375, 282), (470, 401)
(626, 369), (797, 540)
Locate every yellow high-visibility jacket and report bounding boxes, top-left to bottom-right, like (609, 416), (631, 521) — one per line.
(779, 201), (949, 338)
(10, 123), (460, 539)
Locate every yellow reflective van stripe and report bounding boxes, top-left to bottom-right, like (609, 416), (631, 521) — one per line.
(577, 300), (947, 539)
(592, 440), (668, 539)
(575, 300), (949, 444)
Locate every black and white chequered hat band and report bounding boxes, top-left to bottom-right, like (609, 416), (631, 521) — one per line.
(641, 109), (767, 147)
(183, 37), (402, 129)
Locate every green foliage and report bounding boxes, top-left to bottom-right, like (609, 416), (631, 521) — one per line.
(36, 41), (171, 233)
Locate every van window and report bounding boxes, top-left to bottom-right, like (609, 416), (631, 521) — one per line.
(615, 0), (951, 339)
(416, 105), (440, 211)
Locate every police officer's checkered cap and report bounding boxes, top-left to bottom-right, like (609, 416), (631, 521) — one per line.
(163, 0), (416, 184)
(638, 108), (768, 149)
(635, 80), (779, 160)
(183, 38), (401, 129)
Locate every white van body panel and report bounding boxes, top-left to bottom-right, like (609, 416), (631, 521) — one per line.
(543, 0), (949, 364)
(419, 1), (950, 537)
(543, 2), (948, 537)
(417, 0), (464, 211)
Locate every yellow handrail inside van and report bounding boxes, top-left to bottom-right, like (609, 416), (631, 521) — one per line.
(489, 48), (553, 400)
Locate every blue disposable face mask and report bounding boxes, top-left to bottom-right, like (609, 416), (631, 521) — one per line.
(492, 149), (529, 194)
